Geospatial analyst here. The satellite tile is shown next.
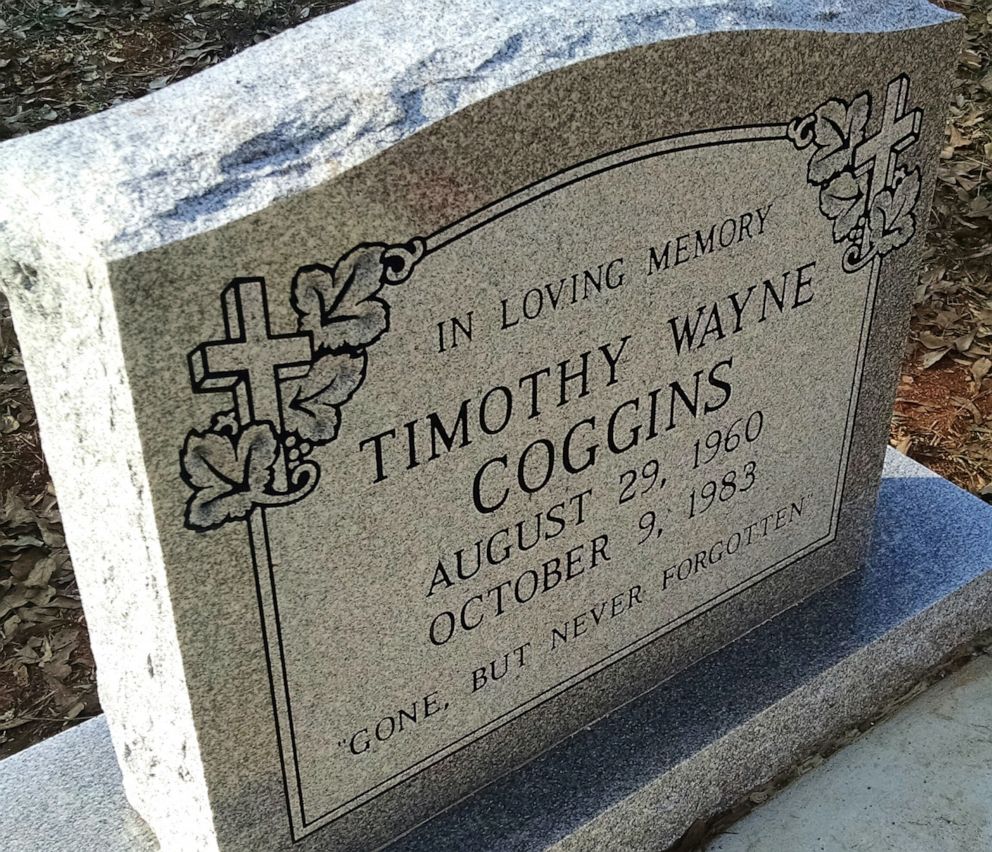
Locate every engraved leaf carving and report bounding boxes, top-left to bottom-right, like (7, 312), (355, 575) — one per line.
(291, 246), (390, 355)
(819, 170), (868, 241)
(283, 352), (367, 442)
(807, 94), (869, 184)
(181, 423), (279, 530)
(864, 167), (921, 258)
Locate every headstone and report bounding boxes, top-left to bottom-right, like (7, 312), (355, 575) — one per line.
(0, 2), (962, 850)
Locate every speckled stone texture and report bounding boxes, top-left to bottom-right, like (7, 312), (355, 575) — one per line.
(0, 2), (963, 851)
(0, 0), (957, 261)
(2, 451), (991, 852)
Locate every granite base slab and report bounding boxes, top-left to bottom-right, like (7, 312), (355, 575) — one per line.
(2, 448), (991, 852)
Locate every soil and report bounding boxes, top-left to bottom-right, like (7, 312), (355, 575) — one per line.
(893, 354), (992, 489)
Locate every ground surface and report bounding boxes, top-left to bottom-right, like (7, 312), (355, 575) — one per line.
(0, 0), (990, 758)
(891, 0), (992, 492)
(708, 646), (992, 852)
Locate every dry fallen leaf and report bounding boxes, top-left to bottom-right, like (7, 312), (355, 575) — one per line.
(972, 357), (992, 383)
(892, 434), (913, 454)
(921, 347), (952, 369)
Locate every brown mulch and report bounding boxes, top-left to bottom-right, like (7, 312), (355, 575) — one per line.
(0, 0), (990, 761)
(891, 0), (992, 497)
(0, 1), (351, 139)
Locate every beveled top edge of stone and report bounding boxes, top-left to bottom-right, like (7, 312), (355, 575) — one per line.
(0, 0), (957, 265)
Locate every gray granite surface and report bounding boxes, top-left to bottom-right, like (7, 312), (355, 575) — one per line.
(0, 3), (963, 849)
(0, 0), (957, 260)
(2, 450), (990, 852)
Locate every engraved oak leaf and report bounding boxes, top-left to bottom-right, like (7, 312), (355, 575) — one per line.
(807, 94), (870, 184)
(180, 422), (280, 530)
(864, 167), (921, 258)
(282, 352), (367, 443)
(819, 170), (869, 242)
(291, 246), (392, 355)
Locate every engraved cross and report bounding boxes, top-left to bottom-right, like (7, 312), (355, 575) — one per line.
(853, 76), (921, 208)
(189, 278), (312, 434)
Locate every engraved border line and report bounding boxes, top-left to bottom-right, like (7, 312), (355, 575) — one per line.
(257, 121), (885, 839)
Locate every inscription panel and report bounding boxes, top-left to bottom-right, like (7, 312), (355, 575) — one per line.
(173, 80), (923, 839)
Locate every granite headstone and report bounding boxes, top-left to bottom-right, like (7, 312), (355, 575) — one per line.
(0, 1), (961, 850)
